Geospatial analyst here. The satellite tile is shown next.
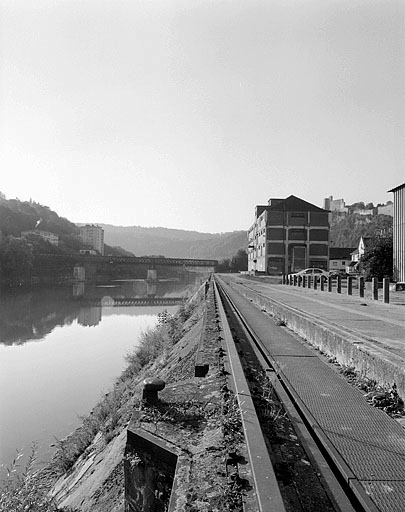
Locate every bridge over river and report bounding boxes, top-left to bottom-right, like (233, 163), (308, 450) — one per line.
(78, 296), (186, 307)
(33, 254), (217, 282)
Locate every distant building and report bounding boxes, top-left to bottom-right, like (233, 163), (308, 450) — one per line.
(388, 183), (405, 284)
(323, 196), (348, 214)
(79, 249), (97, 256)
(348, 206), (374, 216)
(248, 195), (330, 275)
(79, 224), (104, 255)
(347, 236), (372, 275)
(329, 247), (355, 274)
(377, 202), (394, 216)
(324, 195), (393, 217)
(21, 229), (59, 246)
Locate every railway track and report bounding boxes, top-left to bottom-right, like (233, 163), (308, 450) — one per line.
(213, 275), (402, 512)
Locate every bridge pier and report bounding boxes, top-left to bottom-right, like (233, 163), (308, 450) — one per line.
(147, 269), (157, 281)
(73, 266), (86, 281)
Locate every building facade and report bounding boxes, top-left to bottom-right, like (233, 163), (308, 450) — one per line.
(248, 195), (330, 275)
(388, 183), (405, 283)
(21, 229), (59, 246)
(329, 247), (355, 274)
(79, 224), (105, 255)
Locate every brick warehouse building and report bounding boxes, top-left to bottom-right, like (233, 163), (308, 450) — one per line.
(247, 195), (330, 275)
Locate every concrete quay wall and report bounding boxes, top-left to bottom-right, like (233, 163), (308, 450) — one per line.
(229, 280), (405, 399)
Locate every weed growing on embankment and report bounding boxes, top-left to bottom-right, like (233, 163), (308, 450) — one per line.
(0, 443), (76, 512)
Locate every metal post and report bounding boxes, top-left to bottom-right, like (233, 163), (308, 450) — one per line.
(372, 277), (378, 300)
(294, 275), (297, 286)
(282, 274), (286, 285)
(337, 275), (341, 294)
(290, 275), (293, 286)
(359, 276), (365, 298)
(308, 276), (312, 289)
(347, 276), (353, 296)
(303, 275), (306, 288)
(328, 276), (333, 292)
(298, 275), (301, 287)
(383, 278), (390, 304)
(320, 276), (325, 291)
(314, 276), (318, 290)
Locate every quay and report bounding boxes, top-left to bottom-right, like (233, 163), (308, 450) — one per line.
(217, 274), (405, 512)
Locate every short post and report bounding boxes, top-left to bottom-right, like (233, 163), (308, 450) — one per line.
(303, 275), (307, 288)
(359, 276), (365, 298)
(372, 277), (379, 301)
(328, 276), (333, 292)
(320, 276), (325, 291)
(337, 275), (341, 294)
(290, 275), (293, 286)
(294, 275), (297, 286)
(308, 276), (312, 289)
(347, 276), (353, 296)
(142, 377), (165, 404)
(282, 274), (286, 285)
(313, 276), (318, 290)
(383, 278), (390, 304)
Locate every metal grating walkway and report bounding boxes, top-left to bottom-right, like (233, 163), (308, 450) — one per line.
(223, 279), (405, 512)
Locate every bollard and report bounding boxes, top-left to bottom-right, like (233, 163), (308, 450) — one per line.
(320, 276), (325, 291)
(308, 276), (312, 289)
(313, 276), (318, 290)
(298, 276), (302, 287)
(290, 275), (293, 286)
(337, 275), (341, 294)
(294, 275), (297, 286)
(142, 377), (165, 404)
(303, 275), (306, 288)
(372, 277), (378, 301)
(282, 274), (286, 285)
(359, 276), (365, 298)
(347, 276), (353, 296)
(328, 276), (333, 292)
(383, 278), (390, 304)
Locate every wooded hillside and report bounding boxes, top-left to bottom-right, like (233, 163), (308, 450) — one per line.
(330, 212), (392, 247)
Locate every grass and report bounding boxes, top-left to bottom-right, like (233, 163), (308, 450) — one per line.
(0, 443), (76, 512)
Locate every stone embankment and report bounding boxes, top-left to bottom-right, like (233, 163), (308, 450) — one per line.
(47, 279), (248, 511)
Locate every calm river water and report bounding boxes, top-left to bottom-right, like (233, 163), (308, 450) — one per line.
(0, 277), (198, 477)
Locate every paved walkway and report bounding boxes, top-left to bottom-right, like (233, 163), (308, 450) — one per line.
(236, 276), (405, 360)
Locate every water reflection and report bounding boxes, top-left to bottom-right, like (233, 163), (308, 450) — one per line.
(0, 276), (201, 476)
(0, 278), (197, 345)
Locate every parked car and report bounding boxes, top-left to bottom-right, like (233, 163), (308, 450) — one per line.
(290, 268), (330, 278)
(329, 270), (352, 278)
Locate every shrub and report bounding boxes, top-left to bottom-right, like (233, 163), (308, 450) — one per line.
(0, 443), (61, 512)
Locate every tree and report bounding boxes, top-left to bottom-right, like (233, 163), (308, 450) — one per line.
(231, 249), (248, 272)
(0, 236), (33, 285)
(360, 235), (393, 281)
(215, 249), (248, 273)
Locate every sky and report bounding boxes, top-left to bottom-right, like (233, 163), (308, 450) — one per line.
(0, 0), (404, 233)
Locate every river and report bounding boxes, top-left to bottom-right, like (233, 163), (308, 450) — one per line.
(0, 277), (200, 477)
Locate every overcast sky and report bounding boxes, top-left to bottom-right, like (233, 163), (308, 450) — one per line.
(1, 0), (404, 233)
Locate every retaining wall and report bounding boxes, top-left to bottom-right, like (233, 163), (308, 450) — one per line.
(229, 281), (405, 399)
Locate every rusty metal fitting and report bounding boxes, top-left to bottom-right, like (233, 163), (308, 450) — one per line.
(142, 377), (165, 404)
